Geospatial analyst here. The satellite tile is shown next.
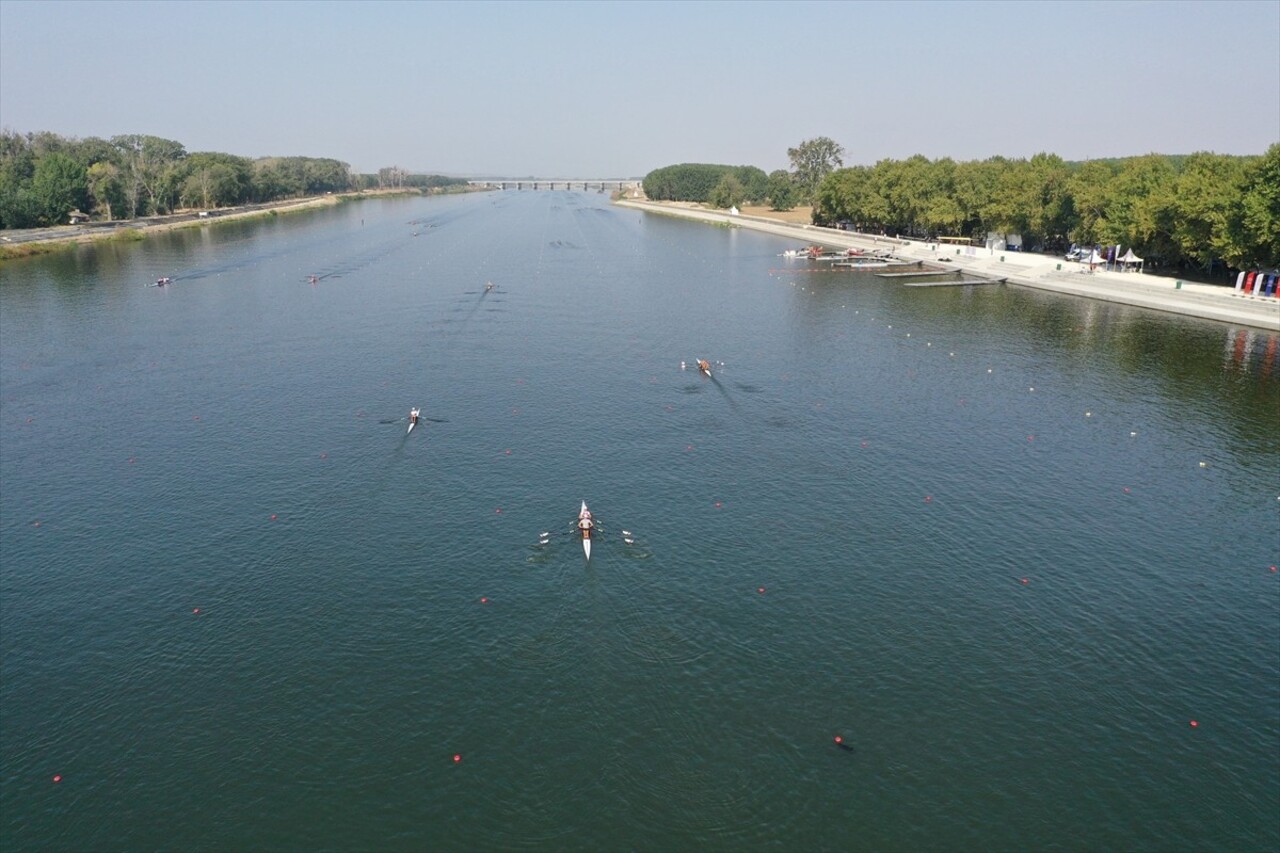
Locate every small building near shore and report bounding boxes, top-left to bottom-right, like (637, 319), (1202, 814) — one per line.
(986, 231), (1023, 251)
(68, 210), (89, 224)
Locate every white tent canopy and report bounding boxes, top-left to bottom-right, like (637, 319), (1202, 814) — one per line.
(1119, 248), (1143, 271)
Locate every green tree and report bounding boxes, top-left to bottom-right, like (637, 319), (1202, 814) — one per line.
(731, 166), (768, 204)
(86, 161), (123, 220)
(0, 130), (38, 228)
(814, 165), (884, 229)
(1233, 143), (1280, 268)
(1103, 154), (1179, 261)
(112, 134), (187, 215)
(920, 158), (963, 237)
(788, 136), (845, 203)
(1171, 152), (1247, 272)
(29, 151), (88, 225)
(1066, 159), (1118, 245)
(767, 169), (797, 211)
(642, 164), (753, 203)
(708, 173), (745, 209)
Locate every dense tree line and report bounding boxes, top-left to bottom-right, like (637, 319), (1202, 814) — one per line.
(812, 146), (1280, 272)
(642, 163), (768, 207)
(0, 130), (468, 229)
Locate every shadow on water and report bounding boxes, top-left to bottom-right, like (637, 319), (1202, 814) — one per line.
(706, 372), (740, 413)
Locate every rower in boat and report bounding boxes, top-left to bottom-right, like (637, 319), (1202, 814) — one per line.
(697, 358), (712, 376)
(578, 502), (594, 559)
(410, 407), (420, 426)
(155, 277), (171, 286)
(485, 281), (495, 292)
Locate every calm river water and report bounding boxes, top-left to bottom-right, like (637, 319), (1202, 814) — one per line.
(2, 191), (1277, 851)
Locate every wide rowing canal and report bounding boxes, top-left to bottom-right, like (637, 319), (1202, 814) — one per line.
(2, 190), (1277, 851)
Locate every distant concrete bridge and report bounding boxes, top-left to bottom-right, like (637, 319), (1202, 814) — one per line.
(468, 178), (641, 192)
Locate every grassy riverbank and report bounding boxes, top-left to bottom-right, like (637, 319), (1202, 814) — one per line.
(0, 187), (486, 261)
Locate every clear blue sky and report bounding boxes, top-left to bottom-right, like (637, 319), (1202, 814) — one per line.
(2, 0), (1277, 176)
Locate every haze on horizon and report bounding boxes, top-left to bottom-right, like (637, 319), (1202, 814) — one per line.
(2, 0), (1277, 177)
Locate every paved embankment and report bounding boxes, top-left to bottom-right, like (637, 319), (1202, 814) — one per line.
(616, 200), (1280, 332)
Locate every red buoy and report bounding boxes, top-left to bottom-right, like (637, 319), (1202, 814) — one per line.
(480, 597), (488, 604)
(270, 514), (277, 521)
(1189, 720), (1199, 728)
(924, 496), (932, 503)
(1020, 578), (1029, 585)
(52, 775), (61, 783)
(714, 501), (722, 508)
(453, 754), (461, 763)
(833, 735), (842, 744)
(192, 608), (200, 614)
(757, 587), (765, 594)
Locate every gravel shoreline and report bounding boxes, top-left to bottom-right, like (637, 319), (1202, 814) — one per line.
(616, 199), (1279, 332)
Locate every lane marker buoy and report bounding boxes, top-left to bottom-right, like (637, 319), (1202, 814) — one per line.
(52, 775), (61, 783)
(1189, 720), (1198, 728)
(453, 754), (461, 763)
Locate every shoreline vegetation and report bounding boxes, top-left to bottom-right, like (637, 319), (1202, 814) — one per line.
(0, 186), (482, 261)
(638, 145), (1280, 282)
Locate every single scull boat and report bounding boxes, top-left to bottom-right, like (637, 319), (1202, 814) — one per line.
(579, 501), (593, 560)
